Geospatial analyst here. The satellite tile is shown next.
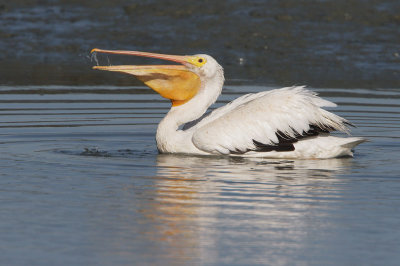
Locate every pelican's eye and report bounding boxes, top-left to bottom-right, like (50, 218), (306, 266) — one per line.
(187, 56), (207, 67)
(196, 57), (206, 66)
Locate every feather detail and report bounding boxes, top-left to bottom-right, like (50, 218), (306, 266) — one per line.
(191, 86), (352, 155)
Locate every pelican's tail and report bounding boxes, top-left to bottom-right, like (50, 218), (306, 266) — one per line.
(340, 137), (368, 150)
(290, 136), (367, 159)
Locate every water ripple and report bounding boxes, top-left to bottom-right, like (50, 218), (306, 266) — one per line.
(1, 85), (399, 266)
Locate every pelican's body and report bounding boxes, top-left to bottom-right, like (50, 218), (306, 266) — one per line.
(92, 49), (365, 159)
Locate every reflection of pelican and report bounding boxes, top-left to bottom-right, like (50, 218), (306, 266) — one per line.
(156, 154), (354, 180)
(92, 49), (365, 159)
(152, 154), (354, 264)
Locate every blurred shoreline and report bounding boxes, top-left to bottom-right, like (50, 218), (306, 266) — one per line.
(1, 0), (399, 88)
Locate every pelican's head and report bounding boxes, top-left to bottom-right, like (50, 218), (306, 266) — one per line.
(91, 49), (222, 106)
(183, 54), (222, 79)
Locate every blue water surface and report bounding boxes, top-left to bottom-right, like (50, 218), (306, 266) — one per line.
(0, 85), (399, 265)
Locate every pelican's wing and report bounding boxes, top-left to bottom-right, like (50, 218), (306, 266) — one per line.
(191, 86), (351, 155)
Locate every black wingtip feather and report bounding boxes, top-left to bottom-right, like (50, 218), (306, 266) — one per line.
(253, 139), (295, 152)
(228, 122), (341, 155)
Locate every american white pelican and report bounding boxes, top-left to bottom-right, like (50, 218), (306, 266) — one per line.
(91, 49), (366, 159)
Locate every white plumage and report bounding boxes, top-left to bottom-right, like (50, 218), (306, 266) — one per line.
(155, 55), (364, 158)
(192, 87), (347, 153)
(92, 50), (366, 158)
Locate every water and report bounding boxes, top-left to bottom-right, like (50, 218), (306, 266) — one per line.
(1, 85), (400, 265)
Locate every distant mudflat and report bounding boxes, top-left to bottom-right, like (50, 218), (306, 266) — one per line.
(1, 0), (400, 87)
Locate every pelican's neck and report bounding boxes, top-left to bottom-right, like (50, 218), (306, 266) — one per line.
(156, 69), (224, 152)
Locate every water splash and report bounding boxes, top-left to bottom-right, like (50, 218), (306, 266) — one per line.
(91, 51), (99, 66)
(89, 52), (112, 66)
(106, 55), (111, 66)
(81, 147), (110, 157)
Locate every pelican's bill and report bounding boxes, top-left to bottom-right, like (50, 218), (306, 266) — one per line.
(93, 65), (200, 106)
